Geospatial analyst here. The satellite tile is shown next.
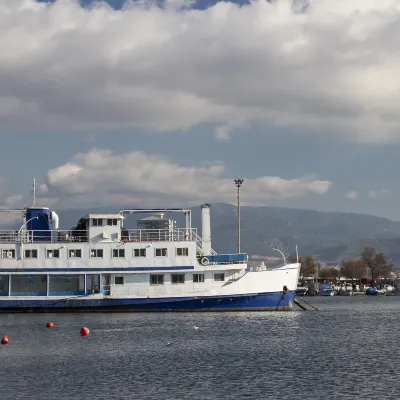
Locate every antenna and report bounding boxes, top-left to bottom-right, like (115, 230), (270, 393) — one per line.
(33, 177), (36, 207)
(296, 245), (299, 263)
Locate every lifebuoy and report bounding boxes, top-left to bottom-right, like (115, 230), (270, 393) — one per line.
(201, 257), (209, 265)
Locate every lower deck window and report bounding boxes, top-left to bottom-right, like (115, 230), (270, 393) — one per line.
(150, 275), (164, 285)
(114, 277), (124, 285)
(214, 273), (225, 282)
(2, 249), (15, 259)
(171, 274), (185, 284)
(176, 247), (189, 256)
(46, 249), (60, 258)
(193, 273), (205, 283)
(90, 249), (103, 258)
(25, 250), (38, 259)
(155, 248), (167, 257)
(112, 249), (125, 258)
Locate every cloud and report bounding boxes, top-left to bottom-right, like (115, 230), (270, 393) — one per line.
(0, 179), (26, 228)
(2, 0), (400, 141)
(35, 148), (332, 208)
(368, 189), (389, 199)
(345, 190), (358, 200)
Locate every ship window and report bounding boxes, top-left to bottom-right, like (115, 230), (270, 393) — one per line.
(92, 218), (103, 227)
(90, 249), (103, 258)
(114, 276), (124, 285)
(133, 249), (146, 257)
(155, 248), (167, 257)
(107, 219), (118, 226)
(214, 273), (225, 282)
(112, 249), (125, 258)
(176, 247), (189, 256)
(150, 275), (164, 285)
(46, 249), (60, 258)
(25, 249), (38, 259)
(193, 273), (205, 283)
(2, 249), (15, 259)
(171, 274), (185, 284)
(69, 249), (82, 258)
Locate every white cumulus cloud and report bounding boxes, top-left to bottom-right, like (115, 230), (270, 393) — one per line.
(2, 0), (400, 141)
(35, 148), (332, 208)
(345, 190), (358, 200)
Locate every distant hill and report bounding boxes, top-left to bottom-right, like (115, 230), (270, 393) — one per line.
(52, 202), (400, 264)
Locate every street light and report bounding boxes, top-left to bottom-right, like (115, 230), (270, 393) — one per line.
(234, 179), (244, 253)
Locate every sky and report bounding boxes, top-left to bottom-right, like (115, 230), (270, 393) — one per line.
(1, 0), (400, 222)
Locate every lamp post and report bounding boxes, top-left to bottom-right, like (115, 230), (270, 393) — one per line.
(234, 179), (244, 254)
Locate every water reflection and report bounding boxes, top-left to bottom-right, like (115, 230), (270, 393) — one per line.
(0, 298), (399, 399)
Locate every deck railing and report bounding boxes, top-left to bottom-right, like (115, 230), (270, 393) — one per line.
(0, 230), (89, 244)
(0, 228), (197, 244)
(122, 228), (197, 242)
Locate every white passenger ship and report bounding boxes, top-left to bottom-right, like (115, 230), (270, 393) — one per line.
(0, 203), (300, 311)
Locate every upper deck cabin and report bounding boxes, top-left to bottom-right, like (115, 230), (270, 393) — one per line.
(0, 207), (197, 245)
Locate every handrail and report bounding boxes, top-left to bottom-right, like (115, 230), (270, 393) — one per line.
(192, 231), (217, 255)
(0, 228), (198, 244)
(122, 228), (197, 243)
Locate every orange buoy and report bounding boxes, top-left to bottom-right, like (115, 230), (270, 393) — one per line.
(80, 327), (89, 336)
(1, 336), (8, 345)
(46, 321), (54, 328)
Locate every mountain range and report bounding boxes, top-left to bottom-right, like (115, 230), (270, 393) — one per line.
(46, 202), (400, 264)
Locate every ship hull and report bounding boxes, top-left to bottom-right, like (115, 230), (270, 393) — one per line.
(0, 290), (296, 312)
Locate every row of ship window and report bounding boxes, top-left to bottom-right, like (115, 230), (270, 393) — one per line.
(1, 247), (189, 259)
(92, 218), (118, 226)
(114, 273), (225, 285)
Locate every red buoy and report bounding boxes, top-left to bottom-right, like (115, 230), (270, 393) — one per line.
(1, 336), (8, 345)
(80, 327), (89, 336)
(46, 321), (54, 328)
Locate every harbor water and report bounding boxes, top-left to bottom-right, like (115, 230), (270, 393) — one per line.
(1, 296), (400, 400)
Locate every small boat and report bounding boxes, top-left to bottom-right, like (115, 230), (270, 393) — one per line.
(383, 284), (394, 295)
(296, 284), (308, 296)
(338, 284), (353, 296)
(318, 283), (335, 296)
(365, 287), (378, 296)
(392, 287), (400, 296)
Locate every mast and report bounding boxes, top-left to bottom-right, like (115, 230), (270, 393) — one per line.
(33, 177), (36, 207)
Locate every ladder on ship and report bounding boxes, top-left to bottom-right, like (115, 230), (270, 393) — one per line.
(193, 231), (217, 255)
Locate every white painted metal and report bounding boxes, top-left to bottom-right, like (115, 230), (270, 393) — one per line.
(201, 204), (211, 255)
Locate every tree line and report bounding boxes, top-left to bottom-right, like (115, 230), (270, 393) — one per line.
(288, 247), (394, 282)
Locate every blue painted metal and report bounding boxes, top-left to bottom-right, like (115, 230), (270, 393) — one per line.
(26, 207), (51, 242)
(10, 292), (47, 296)
(203, 254), (247, 263)
(48, 291), (85, 296)
(365, 288), (378, 296)
(0, 291), (295, 311)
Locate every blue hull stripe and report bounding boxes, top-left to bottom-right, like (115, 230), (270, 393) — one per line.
(0, 291), (296, 312)
(0, 266), (194, 273)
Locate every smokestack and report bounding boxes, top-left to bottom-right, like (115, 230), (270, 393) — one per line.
(201, 204), (211, 255)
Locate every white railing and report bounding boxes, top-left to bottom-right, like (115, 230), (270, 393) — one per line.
(193, 231), (217, 255)
(0, 228), (219, 247)
(122, 228), (197, 242)
(0, 230), (89, 244)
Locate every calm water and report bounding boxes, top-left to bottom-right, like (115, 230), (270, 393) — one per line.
(1, 296), (400, 400)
